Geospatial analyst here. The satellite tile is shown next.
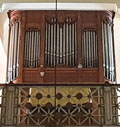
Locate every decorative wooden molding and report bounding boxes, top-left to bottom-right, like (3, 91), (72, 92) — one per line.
(102, 11), (115, 24)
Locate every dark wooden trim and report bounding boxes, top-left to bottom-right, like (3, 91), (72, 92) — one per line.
(97, 12), (104, 82)
(16, 12), (26, 83)
(77, 12), (81, 65)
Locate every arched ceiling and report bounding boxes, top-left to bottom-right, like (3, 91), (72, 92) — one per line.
(0, 0), (119, 8)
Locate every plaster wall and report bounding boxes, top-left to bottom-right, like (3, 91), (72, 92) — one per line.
(0, 12), (9, 83)
(114, 13), (120, 83)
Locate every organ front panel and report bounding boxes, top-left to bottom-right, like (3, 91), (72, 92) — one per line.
(7, 10), (115, 84)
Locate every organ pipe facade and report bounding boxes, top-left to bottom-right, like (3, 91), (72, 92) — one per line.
(7, 10), (115, 84)
(7, 19), (21, 82)
(45, 18), (77, 67)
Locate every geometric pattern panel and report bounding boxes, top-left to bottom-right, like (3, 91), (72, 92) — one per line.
(111, 87), (120, 125)
(13, 86), (105, 126)
(0, 87), (6, 125)
(1, 85), (120, 126)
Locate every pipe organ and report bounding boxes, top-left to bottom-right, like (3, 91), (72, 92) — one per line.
(7, 10), (115, 84)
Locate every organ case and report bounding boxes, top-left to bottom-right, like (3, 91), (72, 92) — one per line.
(7, 10), (115, 84)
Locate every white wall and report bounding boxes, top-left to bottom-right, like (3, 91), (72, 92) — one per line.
(0, 38), (7, 83)
(0, 12), (9, 83)
(114, 12), (120, 83)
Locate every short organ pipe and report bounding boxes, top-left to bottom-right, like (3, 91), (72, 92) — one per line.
(24, 29), (41, 68)
(82, 29), (98, 68)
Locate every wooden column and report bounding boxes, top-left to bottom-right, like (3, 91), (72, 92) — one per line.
(40, 15), (45, 82)
(77, 12), (83, 82)
(97, 12), (104, 83)
(40, 15), (45, 66)
(17, 12), (26, 83)
(77, 12), (82, 66)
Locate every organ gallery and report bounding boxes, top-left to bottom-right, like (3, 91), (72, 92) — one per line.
(0, 8), (118, 127)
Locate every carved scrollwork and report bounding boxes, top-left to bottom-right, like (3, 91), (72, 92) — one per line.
(65, 17), (76, 24)
(102, 11), (115, 24)
(46, 17), (56, 24)
(46, 16), (76, 25)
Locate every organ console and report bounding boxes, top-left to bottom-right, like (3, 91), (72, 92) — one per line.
(7, 10), (115, 84)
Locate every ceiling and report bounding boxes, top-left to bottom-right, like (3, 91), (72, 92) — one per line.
(0, 0), (119, 8)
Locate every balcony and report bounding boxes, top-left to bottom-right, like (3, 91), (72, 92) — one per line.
(0, 83), (119, 127)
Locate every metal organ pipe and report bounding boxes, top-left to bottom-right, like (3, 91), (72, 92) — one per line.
(8, 20), (20, 82)
(66, 18), (69, 65)
(91, 31), (94, 66)
(24, 29), (40, 68)
(71, 20), (74, 66)
(8, 24), (13, 82)
(82, 29), (98, 68)
(16, 21), (20, 77)
(102, 23), (106, 76)
(109, 24), (114, 81)
(45, 18), (77, 67)
(11, 23), (15, 80)
(63, 23), (65, 65)
(34, 30), (37, 67)
(53, 19), (56, 66)
(13, 22), (19, 79)
(51, 19), (54, 66)
(102, 21), (115, 82)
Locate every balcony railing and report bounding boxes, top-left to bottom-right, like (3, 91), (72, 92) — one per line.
(0, 83), (120, 127)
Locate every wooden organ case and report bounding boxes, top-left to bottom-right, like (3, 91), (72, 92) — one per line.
(7, 10), (115, 84)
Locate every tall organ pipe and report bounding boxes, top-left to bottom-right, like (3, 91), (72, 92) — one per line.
(102, 21), (115, 82)
(45, 18), (77, 67)
(8, 20), (20, 82)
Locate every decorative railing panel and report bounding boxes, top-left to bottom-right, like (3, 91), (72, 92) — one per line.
(111, 87), (120, 125)
(0, 84), (120, 127)
(0, 87), (7, 125)
(14, 86), (103, 126)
